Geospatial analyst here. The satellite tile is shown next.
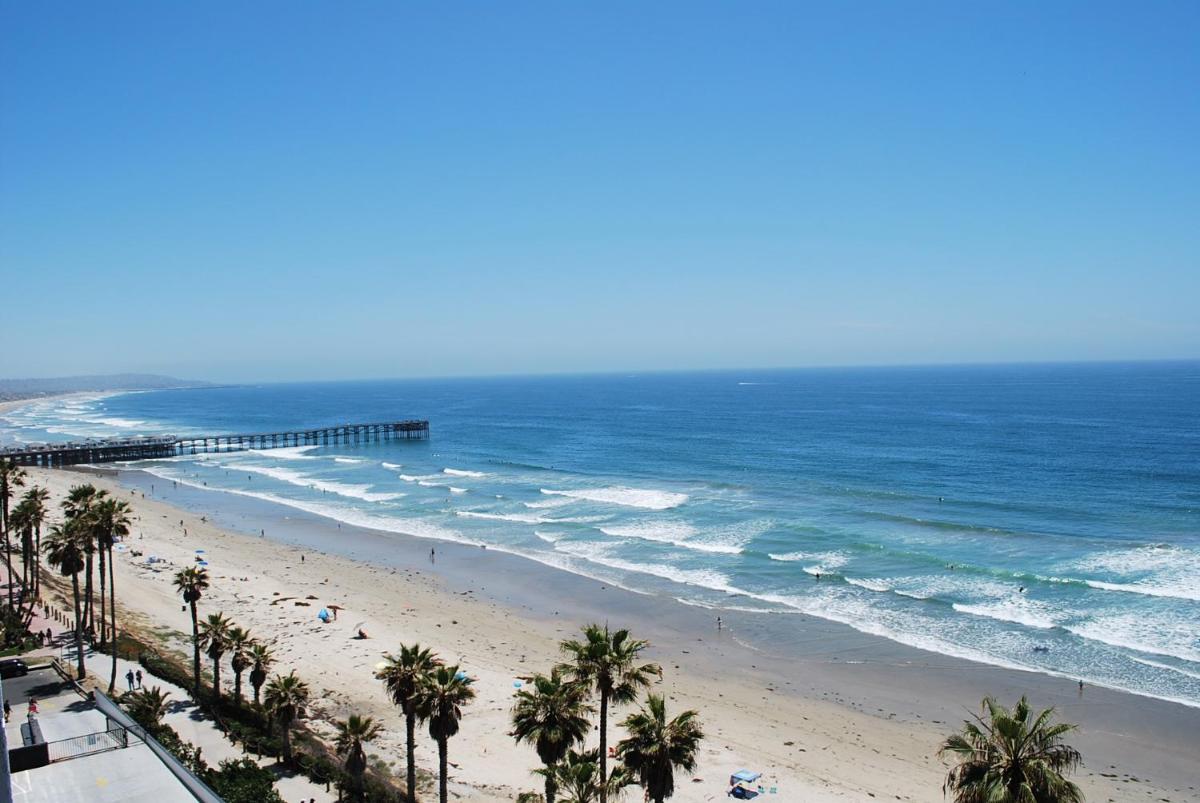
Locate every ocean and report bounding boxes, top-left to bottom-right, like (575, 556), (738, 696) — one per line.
(3, 362), (1198, 707)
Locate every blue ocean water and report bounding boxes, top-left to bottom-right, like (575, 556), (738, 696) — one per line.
(4, 363), (1199, 706)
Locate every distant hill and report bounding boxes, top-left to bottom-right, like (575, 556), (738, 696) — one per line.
(0, 374), (211, 402)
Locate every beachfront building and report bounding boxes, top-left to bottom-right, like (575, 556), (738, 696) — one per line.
(2, 662), (216, 802)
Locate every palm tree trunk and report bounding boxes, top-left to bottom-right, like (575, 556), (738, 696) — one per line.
(281, 717), (293, 763)
(438, 737), (449, 803)
(545, 771), (556, 803)
(33, 524), (40, 597)
(98, 545), (107, 646)
(190, 601), (200, 697)
(108, 546), (118, 695)
(212, 657), (221, 703)
(72, 572), (84, 678)
(83, 551), (93, 636)
(406, 711), (417, 802)
(599, 692), (609, 803)
(3, 495), (12, 609)
(234, 671), (242, 703)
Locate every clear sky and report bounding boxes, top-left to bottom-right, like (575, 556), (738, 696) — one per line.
(2, 2), (1197, 382)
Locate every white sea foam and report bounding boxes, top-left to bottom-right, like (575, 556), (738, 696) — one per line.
(523, 497), (574, 510)
(381, 462), (403, 470)
(444, 468), (486, 478)
(334, 457), (364, 464)
(457, 510), (544, 524)
(449, 487), (468, 494)
(845, 577), (891, 592)
(540, 486), (688, 510)
(248, 445), (320, 460)
(553, 541), (739, 593)
(1081, 579), (1200, 602)
(769, 551), (848, 575)
(230, 464), (401, 502)
(1067, 613), (1200, 664)
(1131, 657), (1200, 681)
(136, 467), (474, 546)
(535, 531), (565, 543)
(952, 600), (1059, 630)
(597, 521), (743, 554)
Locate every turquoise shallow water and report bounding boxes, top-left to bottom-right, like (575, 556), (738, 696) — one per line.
(4, 363), (1198, 706)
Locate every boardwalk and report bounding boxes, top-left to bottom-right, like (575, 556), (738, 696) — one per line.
(0, 420), (429, 467)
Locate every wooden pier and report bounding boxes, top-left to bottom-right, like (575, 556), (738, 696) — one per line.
(0, 420), (429, 468)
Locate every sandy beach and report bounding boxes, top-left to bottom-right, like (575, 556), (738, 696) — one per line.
(20, 465), (1199, 802)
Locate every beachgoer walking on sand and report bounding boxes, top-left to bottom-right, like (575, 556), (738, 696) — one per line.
(430, 547), (436, 563)
(126, 669), (135, 691)
(716, 616), (722, 631)
(301, 554), (304, 562)
(136, 669), (143, 688)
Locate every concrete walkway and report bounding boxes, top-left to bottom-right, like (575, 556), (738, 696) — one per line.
(79, 646), (334, 803)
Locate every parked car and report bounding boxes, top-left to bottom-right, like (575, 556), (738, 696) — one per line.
(0, 658), (29, 679)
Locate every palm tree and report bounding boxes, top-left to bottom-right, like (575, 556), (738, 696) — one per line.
(0, 460), (27, 608)
(615, 695), (703, 803)
(227, 626), (254, 704)
(512, 667), (594, 803)
(23, 487), (48, 599)
(63, 484), (101, 634)
(264, 670), (310, 764)
(535, 749), (632, 803)
(124, 685), (173, 734)
(940, 696), (1083, 803)
(92, 496), (131, 693)
(7, 500), (32, 604)
(197, 612), (233, 703)
(249, 642), (274, 707)
(377, 643), (442, 801)
(43, 522), (87, 678)
(335, 713), (382, 801)
(418, 664), (476, 803)
(173, 566), (209, 697)
(559, 625), (661, 803)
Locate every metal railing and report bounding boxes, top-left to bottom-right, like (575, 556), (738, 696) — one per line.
(46, 728), (128, 762)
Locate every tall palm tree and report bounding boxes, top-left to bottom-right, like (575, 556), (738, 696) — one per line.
(615, 694), (703, 803)
(7, 500), (31, 604)
(335, 713), (383, 801)
(227, 626), (254, 704)
(535, 749), (631, 803)
(63, 484), (102, 634)
(512, 667), (594, 803)
(264, 670), (310, 764)
(418, 665), (476, 803)
(559, 625), (661, 803)
(377, 643), (442, 802)
(173, 566), (209, 697)
(940, 696), (1083, 803)
(23, 487), (48, 599)
(249, 642), (275, 707)
(0, 460), (27, 608)
(43, 522), (87, 678)
(92, 496), (131, 693)
(124, 685), (173, 734)
(198, 612), (233, 703)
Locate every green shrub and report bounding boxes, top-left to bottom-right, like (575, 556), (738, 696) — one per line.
(207, 758), (285, 803)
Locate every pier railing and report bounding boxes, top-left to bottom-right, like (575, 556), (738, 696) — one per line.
(0, 420), (429, 467)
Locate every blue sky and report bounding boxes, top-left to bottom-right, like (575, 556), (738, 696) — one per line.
(2, 2), (1197, 381)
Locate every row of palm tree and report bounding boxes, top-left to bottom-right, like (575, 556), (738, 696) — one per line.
(509, 624), (701, 803)
(171, 567), (277, 708)
(37, 482), (133, 693)
(375, 644), (476, 803)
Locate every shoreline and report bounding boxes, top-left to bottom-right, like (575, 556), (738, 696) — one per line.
(27, 464), (1200, 801)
